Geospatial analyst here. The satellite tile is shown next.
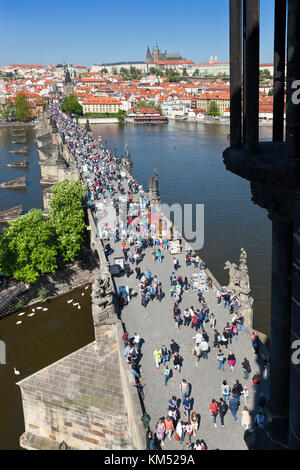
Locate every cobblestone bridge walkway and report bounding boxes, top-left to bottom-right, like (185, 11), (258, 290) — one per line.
(106, 220), (268, 450)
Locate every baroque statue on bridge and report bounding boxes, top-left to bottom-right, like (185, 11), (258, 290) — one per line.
(224, 248), (254, 324)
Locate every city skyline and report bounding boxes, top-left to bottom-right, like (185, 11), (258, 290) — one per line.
(2, 0), (275, 66)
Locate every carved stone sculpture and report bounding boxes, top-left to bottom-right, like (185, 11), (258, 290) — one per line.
(91, 267), (116, 327)
(224, 248), (254, 326)
(124, 142), (134, 176)
(148, 169), (161, 205)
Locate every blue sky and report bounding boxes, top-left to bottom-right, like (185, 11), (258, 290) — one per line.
(2, 0), (275, 66)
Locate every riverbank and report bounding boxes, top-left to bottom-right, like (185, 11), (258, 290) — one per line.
(0, 251), (98, 318)
(0, 121), (34, 128)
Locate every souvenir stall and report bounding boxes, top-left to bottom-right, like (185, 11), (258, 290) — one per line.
(190, 272), (209, 292)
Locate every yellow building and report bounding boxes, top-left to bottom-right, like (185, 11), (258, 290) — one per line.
(82, 96), (121, 114)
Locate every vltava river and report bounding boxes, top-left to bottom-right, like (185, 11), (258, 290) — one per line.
(91, 120), (272, 335)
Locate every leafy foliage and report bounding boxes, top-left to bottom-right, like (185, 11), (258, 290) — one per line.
(0, 209), (58, 283)
(0, 100), (13, 120)
(136, 100), (162, 114)
(14, 92), (32, 121)
(0, 180), (86, 284)
(207, 100), (220, 116)
(49, 180), (86, 262)
(61, 93), (83, 116)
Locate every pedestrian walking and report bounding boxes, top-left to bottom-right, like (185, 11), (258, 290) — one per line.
(156, 419), (166, 447)
(192, 343), (202, 365)
(242, 357), (251, 379)
(133, 332), (141, 351)
(209, 399), (219, 427)
(232, 380), (243, 399)
(183, 395), (192, 418)
(228, 351), (236, 372)
(164, 364), (171, 387)
(241, 406), (251, 430)
(153, 347), (162, 370)
(200, 339), (209, 359)
(173, 257), (179, 271)
(243, 387), (249, 406)
(229, 394), (240, 422)
(161, 345), (169, 364)
(172, 351), (181, 372)
(217, 349), (225, 371)
(218, 398), (228, 427)
(180, 379), (189, 401)
(190, 411), (199, 436)
(164, 417), (174, 441)
(221, 380), (230, 401)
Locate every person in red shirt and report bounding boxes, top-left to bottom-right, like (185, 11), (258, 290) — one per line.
(209, 399), (219, 427)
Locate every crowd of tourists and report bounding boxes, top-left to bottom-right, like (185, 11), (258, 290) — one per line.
(48, 103), (270, 450)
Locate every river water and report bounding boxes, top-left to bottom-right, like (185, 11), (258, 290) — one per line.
(0, 120), (272, 449)
(91, 120), (272, 335)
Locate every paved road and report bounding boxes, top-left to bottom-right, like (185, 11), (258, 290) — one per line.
(106, 215), (268, 450)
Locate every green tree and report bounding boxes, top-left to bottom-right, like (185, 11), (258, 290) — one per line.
(182, 68), (188, 77)
(193, 69), (199, 77)
(207, 100), (220, 116)
(101, 68), (108, 74)
(136, 100), (162, 114)
(0, 100), (13, 120)
(61, 93), (83, 116)
(0, 209), (58, 283)
(14, 92), (32, 121)
(48, 180), (86, 262)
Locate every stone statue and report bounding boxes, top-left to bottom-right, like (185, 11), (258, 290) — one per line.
(51, 117), (58, 133)
(124, 142), (134, 176)
(224, 248), (254, 325)
(85, 119), (91, 134)
(148, 169), (161, 204)
(91, 268), (116, 327)
(224, 261), (239, 292)
(93, 273), (112, 299)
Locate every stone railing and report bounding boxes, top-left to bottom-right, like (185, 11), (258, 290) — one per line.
(87, 207), (146, 449)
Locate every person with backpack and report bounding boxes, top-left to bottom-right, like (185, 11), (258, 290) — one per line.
(221, 380), (230, 401)
(232, 380), (243, 397)
(217, 349), (225, 370)
(218, 398), (228, 427)
(224, 323), (233, 344)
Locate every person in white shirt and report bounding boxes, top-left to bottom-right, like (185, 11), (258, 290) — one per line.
(133, 332), (141, 351)
(193, 332), (203, 344)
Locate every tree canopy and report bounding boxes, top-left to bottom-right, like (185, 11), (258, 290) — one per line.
(0, 209), (58, 283)
(207, 100), (220, 116)
(14, 92), (32, 121)
(61, 93), (83, 116)
(0, 100), (13, 120)
(48, 179), (86, 262)
(0, 180), (86, 284)
(135, 100), (162, 114)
